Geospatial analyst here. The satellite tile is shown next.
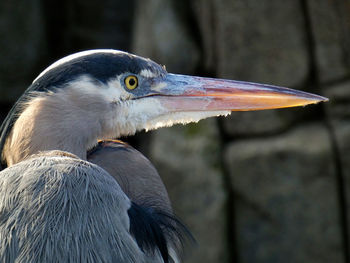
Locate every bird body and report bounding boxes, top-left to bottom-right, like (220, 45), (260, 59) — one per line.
(0, 152), (145, 262)
(0, 49), (327, 262)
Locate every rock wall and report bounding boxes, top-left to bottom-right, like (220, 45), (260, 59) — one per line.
(0, 0), (349, 262)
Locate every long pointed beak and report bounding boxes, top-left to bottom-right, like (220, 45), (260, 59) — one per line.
(151, 73), (328, 111)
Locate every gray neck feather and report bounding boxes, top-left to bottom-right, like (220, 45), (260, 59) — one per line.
(3, 87), (116, 166)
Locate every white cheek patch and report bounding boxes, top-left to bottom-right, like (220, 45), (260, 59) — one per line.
(63, 75), (131, 103)
(63, 76), (106, 97)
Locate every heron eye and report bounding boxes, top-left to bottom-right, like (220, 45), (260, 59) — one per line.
(125, 75), (138, 90)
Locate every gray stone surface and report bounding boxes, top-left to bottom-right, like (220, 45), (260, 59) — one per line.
(63, 0), (135, 51)
(221, 108), (301, 137)
(191, 0), (217, 73)
(324, 81), (350, 120)
(0, 0), (47, 103)
(330, 122), (350, 249)
(132, 0), (200, 74)
(221, 103), (324, 137)
(324, 81), (350, 253)
(149, 119), (228, 263)
(224, 124), (342, 263)
(307, 0), (350, 83)
(214, 0), (308, 87)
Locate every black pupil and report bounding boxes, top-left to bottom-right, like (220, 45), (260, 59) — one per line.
(129, 78), (136, 86)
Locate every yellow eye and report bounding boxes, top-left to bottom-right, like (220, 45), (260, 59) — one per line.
(125, 75), (138, 90)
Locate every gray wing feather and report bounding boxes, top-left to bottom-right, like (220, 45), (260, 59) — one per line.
(0, 153), (158, 263)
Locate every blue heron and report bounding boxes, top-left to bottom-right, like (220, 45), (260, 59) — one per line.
(0, 50), (327, 262)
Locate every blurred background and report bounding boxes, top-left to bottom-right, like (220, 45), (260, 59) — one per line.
(0, 0), (349, 262)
